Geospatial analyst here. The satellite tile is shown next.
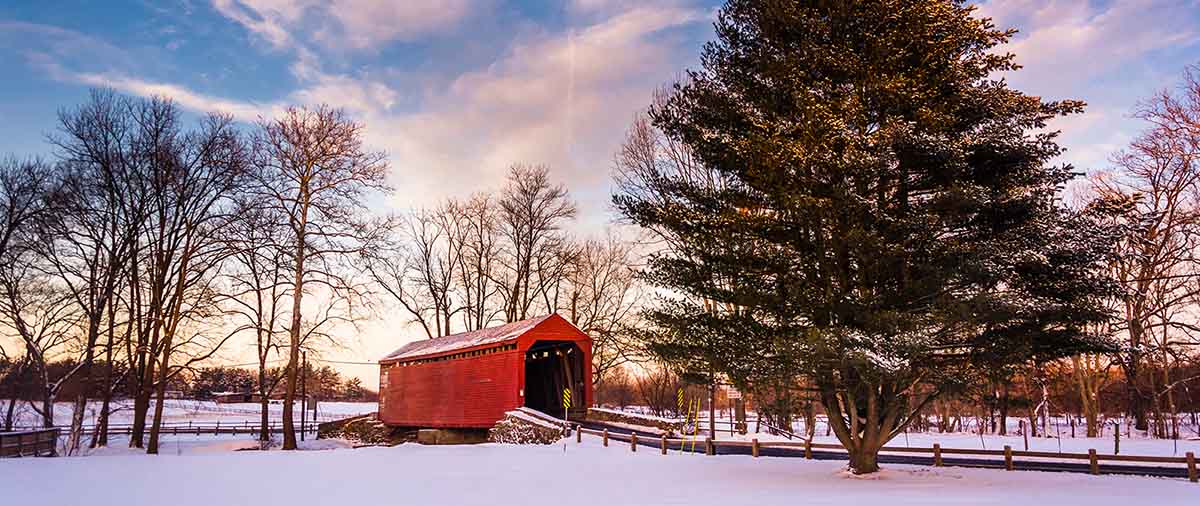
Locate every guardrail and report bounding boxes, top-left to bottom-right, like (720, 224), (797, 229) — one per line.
(575, 426), (1199, 483)
(1, 428), (61, 458)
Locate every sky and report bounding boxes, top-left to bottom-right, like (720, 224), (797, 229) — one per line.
(1, 0), (1199, 386)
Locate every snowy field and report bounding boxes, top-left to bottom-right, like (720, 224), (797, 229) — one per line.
(689, 413), (1200, 458)
(5, 399), (376, 428)
(3, 436), (1196, 505)
(719, 427), (1200, 458)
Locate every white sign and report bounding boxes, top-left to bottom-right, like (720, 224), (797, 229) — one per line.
(726, 387), (742, 399)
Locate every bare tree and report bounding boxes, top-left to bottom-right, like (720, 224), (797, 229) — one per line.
(564, 236), (643, 385)
(367, 205), (464, 338)
(0, 158), (82, 430)
(1092, 66), (1200, 433)
(0, 254), (83, 429)
(496, 164), (577, 322)
(224, 202), (291, 442)
(251, 105), (390, 450)
(140, 106), (248, 455)
(41, 90), (148, 454)
(453, 194), (504, 331)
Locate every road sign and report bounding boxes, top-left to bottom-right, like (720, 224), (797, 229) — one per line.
(726, 387), (742, 400)
(562, 388), (572, 409)
(676, 387), (684, 411)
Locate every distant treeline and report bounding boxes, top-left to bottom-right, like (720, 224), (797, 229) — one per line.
(0, 358), (375, 404)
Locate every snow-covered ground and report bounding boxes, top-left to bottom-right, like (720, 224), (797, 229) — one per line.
(5, 399), (376, 428)
(3, 437), (1195, 505)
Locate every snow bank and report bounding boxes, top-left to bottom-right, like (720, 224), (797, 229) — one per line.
(489, 409), (565, 444)
(590, 407), (681, 424)
(3, 437), (1194, 505)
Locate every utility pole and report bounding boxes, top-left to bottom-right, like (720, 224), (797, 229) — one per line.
(709, 375), (716, 438)
(301, 351), (307, 442)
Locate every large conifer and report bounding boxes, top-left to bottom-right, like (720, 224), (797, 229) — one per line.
(615, 0), (1120, 473)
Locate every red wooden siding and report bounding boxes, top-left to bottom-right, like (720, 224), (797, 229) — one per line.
(381, 349), (521, 428)
(378, 313), (592, 429)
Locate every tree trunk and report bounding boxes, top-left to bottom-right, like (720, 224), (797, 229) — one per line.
(41, 392), (54, 429)
(259, 364), (271, 443)
(1123, 323), (1148, 432)
(146, 332), (174, 455)
(94, 394), (111, 448)
(847, 445), (881, 474)
(998, 384), (1009, 436)
(66, 317), (99, 455)
(129, 384), (150, 448)
(3, 395), (16, 431)
(282, 241), (306, 450)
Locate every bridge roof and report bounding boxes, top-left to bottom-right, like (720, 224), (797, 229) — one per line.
(379, 314), (557, 363)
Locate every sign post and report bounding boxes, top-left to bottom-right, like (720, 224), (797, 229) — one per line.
(562, 388), (572, 450)
(562, 387), (572, 422)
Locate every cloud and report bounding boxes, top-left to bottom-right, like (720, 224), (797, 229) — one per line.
(73, 72), (282, 121)
(20, 1), (705, 217)
(373, 6), (708, 209)
(211, 0), (297, 49)
(210, 0), (475, 50)
(974, 0), (1200, 174)
(0, 21), (139, 75)
(977, 0), (1199, 93)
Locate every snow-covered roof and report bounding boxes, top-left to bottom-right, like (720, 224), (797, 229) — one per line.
(379, 314), (555, 363)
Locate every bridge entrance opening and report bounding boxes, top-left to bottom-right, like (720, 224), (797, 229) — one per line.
(523, 340), (585, 418)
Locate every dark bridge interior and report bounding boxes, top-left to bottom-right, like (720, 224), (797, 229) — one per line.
(524, 340), (584, 418)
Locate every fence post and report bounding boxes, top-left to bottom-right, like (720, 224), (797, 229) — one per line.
(804, 438), (812, 459)
(603, 429), (608, 447)
(1113, 428), (1119, 455)
(576, 425), (581, 444)
(933, 443), (942, 467)
(661, 435), (667, 455)
(752, 438), (759, 458)
(1003, 445), (1013, 471)
(705, 437), (714, 456)
(1186, 452), (1196, 483)
(1088, 449), (1099, 475)
(631, 433), (638, 453)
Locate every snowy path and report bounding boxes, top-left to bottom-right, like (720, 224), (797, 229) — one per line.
(4, 438), (1195, 505)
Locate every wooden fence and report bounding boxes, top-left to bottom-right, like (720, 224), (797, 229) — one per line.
(9, 421), (318, 437)
(576, 427), (1199, 483)
(0, 428), (60, 458)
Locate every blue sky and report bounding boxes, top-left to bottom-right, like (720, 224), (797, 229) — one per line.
(2, 0), (1199, 379)
(2, 0), (1199, 221)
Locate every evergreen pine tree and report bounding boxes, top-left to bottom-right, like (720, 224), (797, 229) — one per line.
(615, 0), (1121, 474)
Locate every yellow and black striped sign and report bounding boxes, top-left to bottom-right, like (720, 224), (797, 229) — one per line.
(562, 388), (572, 409)
(676, 388), (684, 412)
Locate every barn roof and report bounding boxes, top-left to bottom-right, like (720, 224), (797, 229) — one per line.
(380, 314), (558, 363)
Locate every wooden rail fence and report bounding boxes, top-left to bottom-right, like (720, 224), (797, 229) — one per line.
(576, 426), (1199, 483)
(8, 421), (317, 437)
(1, 428), (61, 458)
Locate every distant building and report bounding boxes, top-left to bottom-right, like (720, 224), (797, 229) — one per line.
(378, 313), (593, 428)
(211, 392), (256, 403)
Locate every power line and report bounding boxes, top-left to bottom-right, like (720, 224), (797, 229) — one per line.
(220, 357), (379, 368)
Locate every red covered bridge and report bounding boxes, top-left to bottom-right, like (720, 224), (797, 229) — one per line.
(377, 314), (592, 429)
